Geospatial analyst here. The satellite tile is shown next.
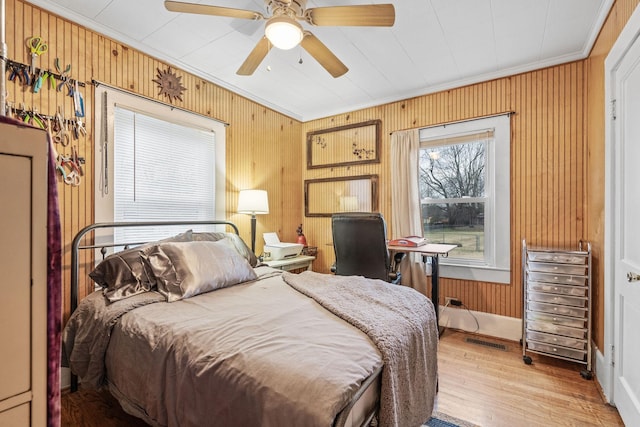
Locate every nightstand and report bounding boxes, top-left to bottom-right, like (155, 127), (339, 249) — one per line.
(262, 255), (315, 272)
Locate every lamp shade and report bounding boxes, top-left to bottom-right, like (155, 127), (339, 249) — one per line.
(237, 190), (269, 214)
(265, 16), (303, 50)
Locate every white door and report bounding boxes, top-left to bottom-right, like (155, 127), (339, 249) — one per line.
(611, 21), (640, 427)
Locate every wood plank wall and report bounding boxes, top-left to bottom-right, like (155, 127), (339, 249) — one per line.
(302, 63), (589, 323)
(8, 0), (639, 352)
(301, 0), (640, 352)
(585, 0), (640, 349)
(5, 0), (303, 323)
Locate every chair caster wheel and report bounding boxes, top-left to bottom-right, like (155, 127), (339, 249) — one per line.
(523, 355), (532, 365)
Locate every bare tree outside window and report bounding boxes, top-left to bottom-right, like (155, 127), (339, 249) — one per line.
(419, 137), (488, 260)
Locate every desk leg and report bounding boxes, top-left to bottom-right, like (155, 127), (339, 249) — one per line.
(423, 254), (440, 335)
(431, 255), (440, 332)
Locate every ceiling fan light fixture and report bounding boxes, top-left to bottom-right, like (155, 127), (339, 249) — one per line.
(265, 15), (303, 50)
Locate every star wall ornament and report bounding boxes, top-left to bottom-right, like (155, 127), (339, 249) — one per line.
(153, 66), (186, 103)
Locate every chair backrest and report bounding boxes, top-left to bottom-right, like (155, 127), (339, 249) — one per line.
(331, 212), (391, 281)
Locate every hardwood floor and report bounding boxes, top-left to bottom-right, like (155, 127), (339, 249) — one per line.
(435, 330), (623, 427)
(61, 330), (624, 427)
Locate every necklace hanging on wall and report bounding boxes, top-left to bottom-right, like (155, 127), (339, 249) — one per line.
(153, 66), (187, 103)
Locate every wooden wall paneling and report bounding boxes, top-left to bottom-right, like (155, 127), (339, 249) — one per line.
(551, 66), (559, 247)
(573, 62), (581, 246)
(10, 0), (303, 323)
(12, 0), (632, 344)
(302, 63), (588, 320)
(546, 67), (553, 246)
(564, 64), (571, 246)
(585, 0), (640, 348)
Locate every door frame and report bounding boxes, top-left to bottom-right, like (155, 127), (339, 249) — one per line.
(603, 1), (640, 403)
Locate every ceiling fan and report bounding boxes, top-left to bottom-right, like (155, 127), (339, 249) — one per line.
(164, 0), (395, 78)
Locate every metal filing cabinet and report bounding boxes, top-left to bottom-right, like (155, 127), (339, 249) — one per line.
(521, 240), (592, 379)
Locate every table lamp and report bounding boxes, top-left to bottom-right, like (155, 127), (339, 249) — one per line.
(237, 189), (269, 253)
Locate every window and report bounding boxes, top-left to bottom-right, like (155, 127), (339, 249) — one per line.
(94, 87), (226, 247)
(419, 115), (510, 283)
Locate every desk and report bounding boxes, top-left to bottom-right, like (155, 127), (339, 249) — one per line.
(262, 255), (315, 272)
(387, 244), (457, 330)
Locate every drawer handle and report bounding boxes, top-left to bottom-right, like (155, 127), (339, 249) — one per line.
(628, 272), (640, 282)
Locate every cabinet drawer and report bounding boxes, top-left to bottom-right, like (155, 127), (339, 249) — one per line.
(526, 330), (586, 350)
(527, 251), (587, 265)
(525, 310), (587, 329)
(526, 340), (587, 362)
(527, 281), (587, 297)
(527, 261), (587, 275)
(527, 271), (586, 286)
(527, 301), (587, 318)
(527, 292), (587, 308)
(0, 402), (30, 426)
(526, 319), (586, 339)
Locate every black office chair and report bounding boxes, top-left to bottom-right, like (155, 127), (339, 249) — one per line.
(331, 212), (404, 284)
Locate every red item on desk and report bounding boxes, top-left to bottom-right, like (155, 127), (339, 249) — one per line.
(388, 236), (426, 247)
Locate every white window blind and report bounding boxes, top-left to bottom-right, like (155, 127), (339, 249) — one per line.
(113, 106), (216, 243)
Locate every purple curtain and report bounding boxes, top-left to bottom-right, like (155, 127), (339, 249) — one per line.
(0, 116), (62, 426)
(46, 129), (62, 427)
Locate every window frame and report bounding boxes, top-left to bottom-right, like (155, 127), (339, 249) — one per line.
(419, 115), (511, 284)
(93, 86), (226, 249)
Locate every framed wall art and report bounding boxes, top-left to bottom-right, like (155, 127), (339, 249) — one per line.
(304, 175), (378, 217)
(306, 119), (381, 169)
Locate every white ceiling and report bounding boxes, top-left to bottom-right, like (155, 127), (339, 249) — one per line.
(26, 0), (613, 121)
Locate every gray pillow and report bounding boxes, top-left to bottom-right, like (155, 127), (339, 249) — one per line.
(89, 230), (193, 302)
(192, 232), (258, 267)
(145, 239), (258, 302)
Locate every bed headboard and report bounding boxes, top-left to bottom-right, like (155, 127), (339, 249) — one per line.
(70, 220), (239, 314)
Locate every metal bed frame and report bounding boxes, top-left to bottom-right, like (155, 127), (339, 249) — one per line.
(68, 220), (381, 427)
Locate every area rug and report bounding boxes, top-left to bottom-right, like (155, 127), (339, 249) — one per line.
(424, 411), (479, 427)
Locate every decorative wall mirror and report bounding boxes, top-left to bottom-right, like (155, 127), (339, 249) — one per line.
(304, 175), (378, 217)
(306, 119), (381, 169)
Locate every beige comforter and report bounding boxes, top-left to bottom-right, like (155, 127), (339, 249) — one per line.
(63, 267), (437, 427)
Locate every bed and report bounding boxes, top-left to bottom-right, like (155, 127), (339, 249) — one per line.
(62, 221), (438, 427)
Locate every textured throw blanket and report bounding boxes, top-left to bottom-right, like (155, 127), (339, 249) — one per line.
(282, 271), (439, 427)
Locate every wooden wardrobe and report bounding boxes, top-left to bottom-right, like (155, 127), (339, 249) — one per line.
(0, 120), (48, 425)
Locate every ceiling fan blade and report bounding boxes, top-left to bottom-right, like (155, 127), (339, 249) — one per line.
(301, 32), (348, 78)
(164, 1), (264, 20)
(237, 37), (272, 76)
(305, 4), (395, 27)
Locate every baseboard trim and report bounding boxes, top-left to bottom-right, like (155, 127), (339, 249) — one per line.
(439, 306), (522, 342)
(594, 346), (613, 402)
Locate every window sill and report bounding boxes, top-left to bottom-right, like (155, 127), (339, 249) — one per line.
(438, 263), (511, 284)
